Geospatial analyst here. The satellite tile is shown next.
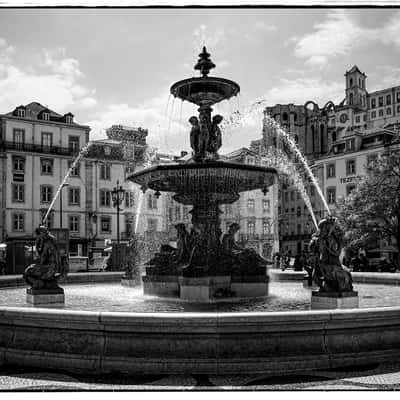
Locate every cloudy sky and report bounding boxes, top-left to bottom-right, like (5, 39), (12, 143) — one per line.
(1, 8), (400, 154)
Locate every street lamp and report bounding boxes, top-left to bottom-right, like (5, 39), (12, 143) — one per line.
(59, 183), (70, 229)
(111, 180), (125, 244)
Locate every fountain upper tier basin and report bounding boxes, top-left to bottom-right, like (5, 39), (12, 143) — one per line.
(170, 76), (240, 106)
(128, 161), (277, 205)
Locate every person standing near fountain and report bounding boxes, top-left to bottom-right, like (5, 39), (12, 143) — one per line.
(23, 225), (66, 304)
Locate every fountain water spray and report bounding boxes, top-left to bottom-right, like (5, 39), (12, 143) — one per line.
(263, 147), (318, 230)
(263, 115), (331, 216)
(42, 142), (93, 224)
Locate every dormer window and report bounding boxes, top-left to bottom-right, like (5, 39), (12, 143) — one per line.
(16, 107), (26, 118)
(42, 112), (50, 121)
(104, 146), (111, 156)
(64, 113), (74, 124)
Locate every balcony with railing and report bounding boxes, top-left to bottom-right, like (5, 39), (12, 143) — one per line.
(0, 141), (79, 156)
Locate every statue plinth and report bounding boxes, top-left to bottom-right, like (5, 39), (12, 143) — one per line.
(311, 291), (359, 310)
(26, 287), (65, 305)
(179, 275), (232, 302)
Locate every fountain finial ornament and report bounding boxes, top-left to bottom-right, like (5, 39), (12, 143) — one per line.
(194, 46), (216, 77)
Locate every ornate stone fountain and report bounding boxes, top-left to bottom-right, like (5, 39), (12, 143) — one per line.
(129, 47), (277, 301)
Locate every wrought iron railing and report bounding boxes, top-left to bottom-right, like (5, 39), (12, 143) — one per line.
(0, 141), (79, 156)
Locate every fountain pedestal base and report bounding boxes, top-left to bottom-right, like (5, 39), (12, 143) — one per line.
(142, 275), (179, 297)
(311, 291), (359, 310)
(26, 288), (65, 305)
(179, 275), (231, 302)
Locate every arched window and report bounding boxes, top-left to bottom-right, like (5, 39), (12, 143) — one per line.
(320, 124), (324, 152)
(282, 112), (288, 121)
(349, 78), (353, 87)
(311, 125), (315, 153)
(293, 113), (297, 122)
(359, 78), (361, 87)
(294, 134), (299, 144)
(332, 131), (337, 142)
(349, 93), (353, 105)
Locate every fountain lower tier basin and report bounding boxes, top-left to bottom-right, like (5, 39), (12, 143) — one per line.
(1, 279), (400, 375)
(128, 161), (276, 204)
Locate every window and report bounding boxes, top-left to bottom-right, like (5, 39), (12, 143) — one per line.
(332, 131), (337, 142)
(355, 115), (360, 123)
(100, 163), (111, 180)
(296, 206), (301, 217)
(147, 193), (158, 210)
(65, 115), (73, 124)
(379, 109), (384, 117)
(40, 185), (53, 203)
(349, 93), (353, 105)
(68, 187), (80, 206)
(125, 191), (135, 208)
(247, 199), (255, 211)
(263, 200), (270, 213)
(349, 78), (353, 87)
(247, 221), (255, 235)
(397, 92), (400, 102)
(282, 112), (288, 121)
(327, 163), (335, 178)
(290, 191), (294, 201)
(147, 218), (158, 232)
(346, 138), (355, 151)
(297, 224), (302, 234)
(387, 108), (392, 115)
(68, 161), (80, 177)
(12, 183), (25, 202)
(284, 192), (288, 203)
(371, 111), (376, 119)
(263, 219), (271, 235)
(386, 94), (392, 105)
(68, 136), (80, 153)
(346, 159), (356, 175)
(379, 96), (383, 107)
(41, 211), (53, 229)
(69, 215), (80, 233)
(125, 215), (134, 236)
(398, 105), (400, 113)
(297, 191), (300, 200)
(12, 213), (25, 232)
(17, 108), (25, 118)
(13, 129), (25, 149)
(42, 112), (50, 121)
(168, 207), (174, 222)
(41, 158), (53, 175)
(100, 189), (111, 207)
(175, 206), (181, 220)
(346, 185), (356, 196)
(12, 156), (25, 173)
(41, 132), (53, 148)
(327, 187), (336, 204)
(225, 204), (233, 215)
(371, 98), (376, 108)
(100, 216), (111, 233)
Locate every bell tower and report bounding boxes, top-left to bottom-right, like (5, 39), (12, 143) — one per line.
(345, 65), (367, 110)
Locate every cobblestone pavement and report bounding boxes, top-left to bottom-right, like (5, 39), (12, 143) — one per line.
(1, 361), (400, 391)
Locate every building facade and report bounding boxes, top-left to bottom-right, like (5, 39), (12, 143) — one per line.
(252, 65), (400, 255)
(0, 102), (90, 260)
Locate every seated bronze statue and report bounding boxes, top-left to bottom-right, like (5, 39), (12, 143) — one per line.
(309, 216), (353, 293)
(23, 225), (66, 291)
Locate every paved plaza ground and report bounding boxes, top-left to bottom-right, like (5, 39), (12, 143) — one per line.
(1, 361), (400, 390)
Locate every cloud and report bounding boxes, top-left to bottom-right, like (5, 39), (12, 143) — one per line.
(292, 11), (377, 68)
(0, 38), (96, 115)
(255, 21), (277, 32)
(192, 24), (228, 51)
(382, 11), (400, 47)
(263, 77), (344, 105)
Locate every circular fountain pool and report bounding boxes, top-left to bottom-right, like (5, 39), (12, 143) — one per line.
(1, 281), (400, 312)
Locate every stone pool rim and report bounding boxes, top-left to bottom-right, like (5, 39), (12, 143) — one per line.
(1, 270), (400, 375)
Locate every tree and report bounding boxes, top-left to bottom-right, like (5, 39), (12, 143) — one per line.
(336, 152), (400, 262)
